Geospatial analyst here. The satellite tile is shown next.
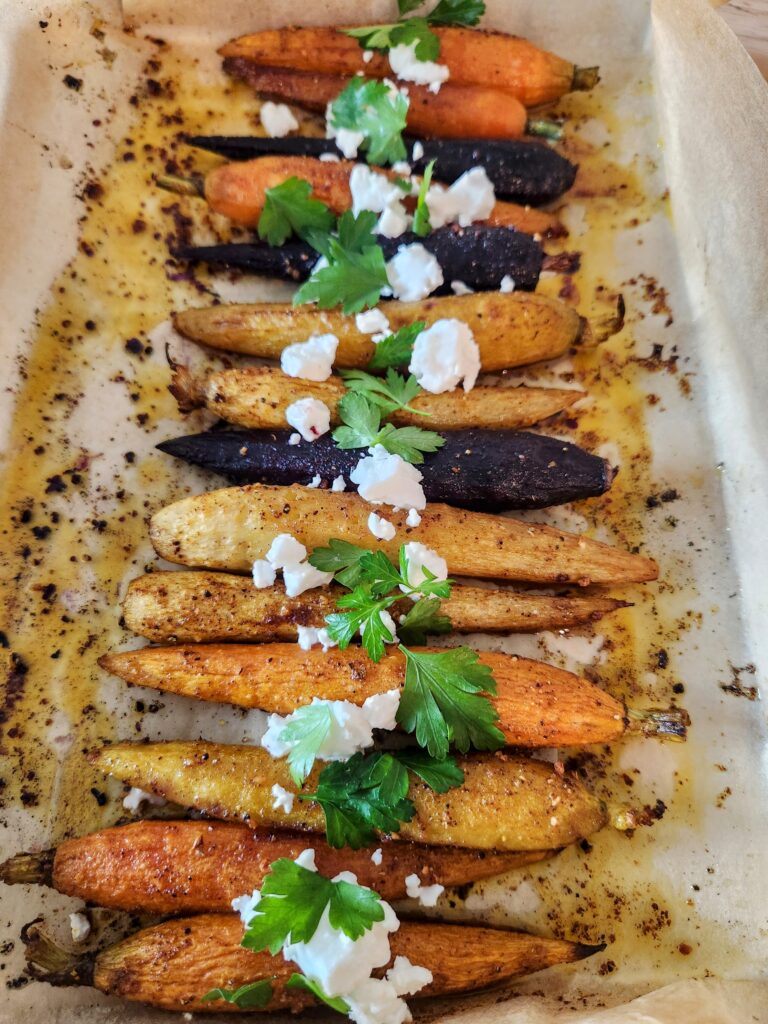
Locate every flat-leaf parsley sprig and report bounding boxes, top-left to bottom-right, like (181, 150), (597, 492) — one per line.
(343, 1), (486, 63)
(328, 77), (410, 166)
(257, 177), (335, 246)
(333, 390), (444, 465)
(367, 322), (425, 371)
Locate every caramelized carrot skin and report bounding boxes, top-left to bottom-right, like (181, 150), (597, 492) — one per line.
(204, 155), (561, 236)
(223, 60), (529, 140)
(219, 26), (577, 106)
(52, 820), (547, 913)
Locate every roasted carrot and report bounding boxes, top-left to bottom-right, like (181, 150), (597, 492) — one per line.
(169, 364), (584, 433)
(172, 291), (587, 370)
(92, 742), (609, 851)
(185, 155), (562, 237)
(149, 483), (659, 586)
(23, 914), (602, 1012)
(99, 643), (632, 748)
(1, 821), (546, 914)
(224, 61), (531, 141)
(122, 571), (629, 643)
(219, 26), (598, 106)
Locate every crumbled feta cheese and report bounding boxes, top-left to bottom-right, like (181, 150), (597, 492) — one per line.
(362, 49), (374, 63)
(411, 141), (424, 162)
(297, 625), (337, 652)
(232, 888), (261, 926)
(404, 873), (445, 907)
(266, 533), (308, 568)
(271, 784), (295, 814)
(331, 474), (346, 492)
(289, 432), (302, 446)
(69, 912), (91, 942)
(386, 243), (443, 302)
(391, 161), (412, 175)
(283, 562), (335, 598)
(281, 333), (338, 381)
(326, 102), (365, 159)
(351, 444), (426, 509)
(389, 41), (449, 93)
(368, 512), (397, 541)
(387, 956), (434, 995)
(259, 102), (298, 138)
(265, 533), (334, 597)
(122, 787), (166, 813)
(401, 542), (447, 597)
(405, 508), (421, 527)
(349, 164), (410, 238)
(295, 848), (317, 871)
(356, 308), (391, 337)
(319, 151), (341, 162)
(285, 397), (331, 441)
(409, 318), (480, 393)
(450, 280), (473, 295)
(500, 274), (516, 293)
(308, 474), (322, 488)
(371, 848), (383, 866)
(261, 691), (400, 764)
(252, 559), (277, 589)
(426, 166), (496, 229)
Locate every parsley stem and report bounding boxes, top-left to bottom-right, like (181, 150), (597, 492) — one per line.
(526, 119), (563, 141)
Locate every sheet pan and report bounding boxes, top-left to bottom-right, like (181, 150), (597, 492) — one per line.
(0, 0), (766, 1019)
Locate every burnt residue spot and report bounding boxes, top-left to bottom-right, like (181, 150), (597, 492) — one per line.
(125, 337), (143, 355)
(0, 654), (28, 727)
(656, 649), (669, 669)
(63, 75), (82, 92)
(720, 663), (759, 701)
(90, 787), (108, 806)
(32, 526), (51, 540)
(44, 475), (66, 494)
(82, 181), (104, 201)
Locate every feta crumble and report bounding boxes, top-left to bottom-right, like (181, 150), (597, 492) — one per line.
(263, 533), (334, 597)
(271, 784), (295, 814)
(371, 848), (383, 866)
(389, 41), (449, 93)
(426, 166), (496, 229)
(405, 873), (445, 907)
(355, 308), (391, 337)
(450, 280), (474, 295)
(349, 164), (410, 238)
(308, 474), (322, 488)
(252, 559), (277, 589)
(232, 888), (262, 926)
(285, 397), (331, 441)
(261, 691), (401, 764)
(259, 101), (299, 137)
(367, 512), (397, 541)
(405, 508), (421, 527)
(326, 102), (365, 159)
(351, 445), (426, 509)
(69, 912), (91, 942)
(411, 141), (424, 162)
(500, 274), (516, 293)
(297, 625), (337, 652)
(289, 432), (302, 445)
(319, 151), (341, 162)
(331, 474), (346, 492)
(409, 318), (480, 393)
(122, 787), (166, 813)
(281, 333), (338, 381)
(386, 243), (443, 302)
(400, 542), (448, 597)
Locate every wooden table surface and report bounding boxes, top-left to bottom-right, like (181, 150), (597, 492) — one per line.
(719, 0), (768, 78)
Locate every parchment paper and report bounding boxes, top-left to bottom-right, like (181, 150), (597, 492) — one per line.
(1, 0), (767, 1021)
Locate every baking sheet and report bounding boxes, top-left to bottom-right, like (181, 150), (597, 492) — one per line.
(0, 0), (767, 1020)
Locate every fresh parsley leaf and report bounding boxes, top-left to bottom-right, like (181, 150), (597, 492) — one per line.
(303, 751), (415, 848)
(308, 539), (371, 588)
(302, 750), (462, 848)
(326, 586), (398, 662)
(295, 210), (389, 315)
(287, 974), (350, 1013)
(398, 0), (424, 14)
(412, 159), (435, 237)
(241, 857), (384, 955)
(341, 368), (426, 416)
(396, 645), (505, 760)
(279, 703), (333, 785)
(332, 391), (384, 449)
(397, 595), (452, 644)
(201, 980), (274, 1009)
(329, 78), (409, 165)
(367, 322), (425, 370)
(395, 748), (465, 791)
(428, 0), (485, 26)
(257, 177), (335, 247)
(381, 424), (445, 463)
